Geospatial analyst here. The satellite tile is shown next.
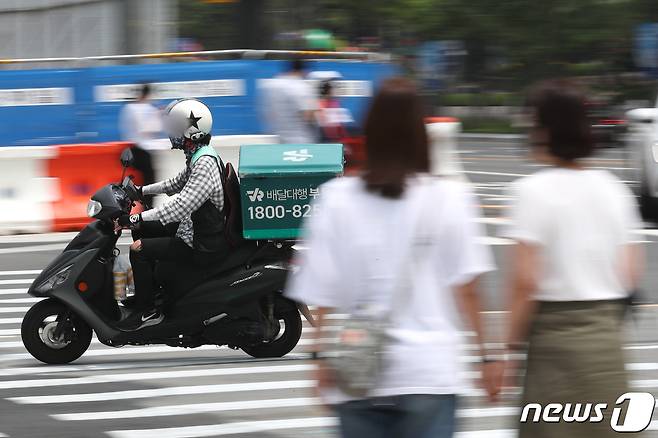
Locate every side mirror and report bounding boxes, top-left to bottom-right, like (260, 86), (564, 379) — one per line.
(120, 148), (135, 168)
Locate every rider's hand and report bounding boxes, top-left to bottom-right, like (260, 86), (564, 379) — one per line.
(117, 213), (142, 229)
(136, 185), (144, 200)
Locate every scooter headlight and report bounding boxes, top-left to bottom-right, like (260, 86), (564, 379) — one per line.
(87, 200), (102, 218)
(35, 265), (73, 293)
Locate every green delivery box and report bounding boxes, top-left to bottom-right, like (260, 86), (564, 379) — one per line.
(238, 144), (344, 240)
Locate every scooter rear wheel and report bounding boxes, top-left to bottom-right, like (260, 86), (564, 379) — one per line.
(241, 308), (302, 359)
(21, 298), (93, 364)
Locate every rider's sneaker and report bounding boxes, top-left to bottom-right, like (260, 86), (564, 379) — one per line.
(118, 308), (164, 331)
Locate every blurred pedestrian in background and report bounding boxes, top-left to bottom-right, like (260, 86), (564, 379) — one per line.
(503, 80), (644, 438)
(312, 75), (354, 143)
(287, 77), (502, 438)
(119, 83), (162, 204)
(260, 57), (319, 143)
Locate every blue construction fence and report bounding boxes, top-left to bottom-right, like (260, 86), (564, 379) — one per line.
(0, 60), (397, 147)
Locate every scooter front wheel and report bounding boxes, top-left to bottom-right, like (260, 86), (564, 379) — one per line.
(21, 298), (93, 364)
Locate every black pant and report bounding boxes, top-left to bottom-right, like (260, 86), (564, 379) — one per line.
(130, 221), (190, 310)
(130, 145), (156, 205)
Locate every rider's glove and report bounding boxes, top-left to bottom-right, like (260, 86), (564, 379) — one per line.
(136, 185), (144, 200)
(117, 213), (142, 228)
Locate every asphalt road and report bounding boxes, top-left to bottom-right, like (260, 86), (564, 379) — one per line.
(0, 138), (657, 437)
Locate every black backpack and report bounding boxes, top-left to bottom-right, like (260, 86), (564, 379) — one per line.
(219, 160), (245, 248)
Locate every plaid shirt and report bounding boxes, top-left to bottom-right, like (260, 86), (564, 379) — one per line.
(141, 156), (224, 247)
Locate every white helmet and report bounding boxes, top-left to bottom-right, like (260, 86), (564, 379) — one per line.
(164, 98), (213, 150)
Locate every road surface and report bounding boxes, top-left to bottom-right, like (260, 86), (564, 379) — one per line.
(0, 138), (656, 437)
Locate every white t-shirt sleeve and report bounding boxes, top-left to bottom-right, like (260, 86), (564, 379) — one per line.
(441, 185), (496, 286)
(285, 191), (344, 308)
(502, 179), (547, 245)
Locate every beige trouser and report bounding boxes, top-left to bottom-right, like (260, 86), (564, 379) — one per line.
(519, 300), (630, 438)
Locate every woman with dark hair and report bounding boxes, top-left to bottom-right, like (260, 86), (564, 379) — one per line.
(286, 77), (502, 437)
(503, 80), (644, 438)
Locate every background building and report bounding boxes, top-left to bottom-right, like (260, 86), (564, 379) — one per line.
(0, 0), (177, 64)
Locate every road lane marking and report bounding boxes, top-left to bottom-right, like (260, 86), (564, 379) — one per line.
(0, 233), (78, 244)
(0, 289), (29, 296)
(626, 363), (658, 371)
(0, 329), (19, 336)
(0, 356), (306, 377)
(106, 417), (337, 438)
(0, 364), (315, 390)
(6, 373), (653, 406)
(0, 298), (40, 304)
(0, 342), (491, 374)
(0, 279), (33, 286)
(0, 270), (40, 276)
(57, 400), (520, 422)
(0, 241), (130, 255)
(0, 244), (69, 255)
(0, 233), (132, 245)
(0, 318), (22, 324)
(0, 307), (30, 314)
(0, 362), (480, 390)
(55, 397), (322, 421)
(106, 418), (519, 438)
(9, 380), (317, 404)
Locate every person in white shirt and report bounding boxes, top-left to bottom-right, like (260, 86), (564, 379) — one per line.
(119, 84), (163, 202)
(286, 77), (502, 438)
(260, 58), (319, 143)
(503, 80), (644, 438)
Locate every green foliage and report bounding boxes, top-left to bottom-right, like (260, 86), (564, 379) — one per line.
(177, 0), (653, 86)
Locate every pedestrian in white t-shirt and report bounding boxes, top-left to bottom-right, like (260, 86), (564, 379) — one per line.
(119, 84), (162, 203)
(287, 78), (502, 438)
(259, 58), (319, 143)
(503, 80), (644, 438)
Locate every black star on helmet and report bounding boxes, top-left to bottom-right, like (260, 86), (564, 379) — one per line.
(187, 111), (202, 129)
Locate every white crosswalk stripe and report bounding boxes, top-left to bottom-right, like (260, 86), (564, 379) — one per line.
(0, 289), (29, 295)
(0, 318), (22, 324)
(9, 380), (317, 404)
(106, 417), (339, 438)
(0, 279), (34, 286)
(0, 298), (40, 304)
(0, 307), (31, 313)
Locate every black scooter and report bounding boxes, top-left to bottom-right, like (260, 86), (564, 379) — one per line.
(21, 149), (311, 364)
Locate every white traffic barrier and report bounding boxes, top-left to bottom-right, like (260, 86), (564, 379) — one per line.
(425, 117), (466, 180)
(626, 108), (657, 196)
(0, 147), (57, 235)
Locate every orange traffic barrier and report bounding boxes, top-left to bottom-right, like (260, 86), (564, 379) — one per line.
(424, 116), (459, 124)
(47, 142), (142, 232)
